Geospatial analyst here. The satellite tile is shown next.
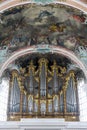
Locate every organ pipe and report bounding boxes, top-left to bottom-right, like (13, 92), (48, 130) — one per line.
(9, 72), (20, 113)
(22, 93), (27, 113)
(66, 72), (77, 113)
(8, 58), (79, 121)
(38, 58), (48, 98)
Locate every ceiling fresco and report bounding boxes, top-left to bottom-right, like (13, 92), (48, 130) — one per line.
(0, 4), (87, 66)
(76, 0), (87, 4)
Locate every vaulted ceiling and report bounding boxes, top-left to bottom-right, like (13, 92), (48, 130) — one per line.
(0, 1), (87, 79)
(0, 4), (87, 50)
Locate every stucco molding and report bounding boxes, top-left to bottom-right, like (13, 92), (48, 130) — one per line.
(0, 0), (87, 13)
(0, 45), (87, 79)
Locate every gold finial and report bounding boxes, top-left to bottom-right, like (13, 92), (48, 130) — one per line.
(28, 60), (36, 73)
(53, 60), (57, 66)
(20, 67), (25, 74)
(51, 60), (57, 71)
(29, 60), (35, 68)
(38, 58), (48, 65)
(30, 60), (33, 66)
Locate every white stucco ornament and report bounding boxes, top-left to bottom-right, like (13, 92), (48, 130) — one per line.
(33, 0), (66, 4)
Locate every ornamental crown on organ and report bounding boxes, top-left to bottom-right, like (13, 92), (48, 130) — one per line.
(8, 58), (79, 121)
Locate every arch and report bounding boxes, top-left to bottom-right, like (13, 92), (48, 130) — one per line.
(0, 45), (87, 79)
(0, 0), (87, 13)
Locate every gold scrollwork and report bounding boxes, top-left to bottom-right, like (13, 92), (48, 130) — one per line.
(8, 58), (78, 121)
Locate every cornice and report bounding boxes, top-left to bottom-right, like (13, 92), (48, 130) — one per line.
(0, 0), (87, 13)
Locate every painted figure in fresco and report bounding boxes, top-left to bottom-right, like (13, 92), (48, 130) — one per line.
(64, 36), (77, 50)
(49, 23), (66, 32)
(38, 10), (54, 19)
(72, 14), (87, 24)
(56, 37), (64, 47)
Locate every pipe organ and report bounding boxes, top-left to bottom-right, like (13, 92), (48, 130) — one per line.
(7, 58), (79, 121)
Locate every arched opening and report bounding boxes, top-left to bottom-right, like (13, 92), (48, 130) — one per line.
(0, 2), (87, 122)
(0, 51), (86, 121)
